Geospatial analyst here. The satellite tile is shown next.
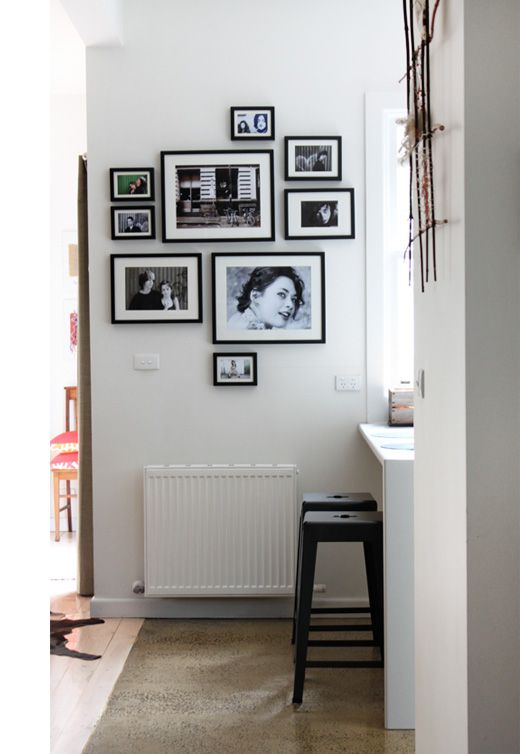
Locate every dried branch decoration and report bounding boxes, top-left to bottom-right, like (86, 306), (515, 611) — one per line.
(401, 0), (447, 291)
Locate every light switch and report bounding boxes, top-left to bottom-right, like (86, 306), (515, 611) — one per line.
(133, 353), (160, 370)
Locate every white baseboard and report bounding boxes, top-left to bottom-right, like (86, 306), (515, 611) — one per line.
(90, 595), (370, 619)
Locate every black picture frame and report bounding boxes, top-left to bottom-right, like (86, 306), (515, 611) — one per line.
(230, 107), (275, 140)
(213, 352), (258, 386)
(110, 205), (156, 239)
(110, 253), (202, 324)
(161, 150), (275, 243)
(212, 251), (326, 344)
(284, 188), (355, 240)
(284, 136), (342, 181)
(109, 167), (155, 201)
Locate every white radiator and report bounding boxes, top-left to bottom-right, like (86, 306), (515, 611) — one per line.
(144, 464), (298, 597)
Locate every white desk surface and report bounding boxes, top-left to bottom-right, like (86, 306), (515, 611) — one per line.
(358, 422), (415, 730)
(359, 423), (414, 463)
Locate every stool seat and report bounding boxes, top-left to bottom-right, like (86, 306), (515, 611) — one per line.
(291, 492), (377, 645)
(292, 510), (384, 704)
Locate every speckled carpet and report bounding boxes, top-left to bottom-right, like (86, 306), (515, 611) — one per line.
(83, 620), (414, 754)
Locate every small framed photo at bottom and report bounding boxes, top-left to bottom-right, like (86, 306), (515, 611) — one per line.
(284, 189), (355, 240)
(213, 353), (257, 386)
(111, 206), (155, 239)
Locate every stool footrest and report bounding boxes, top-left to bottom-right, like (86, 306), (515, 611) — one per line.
(308, 624), (373, 632)
(306, 659), (383, 668)
(308, 639), (378, 647)
(311, 607), (370, 614)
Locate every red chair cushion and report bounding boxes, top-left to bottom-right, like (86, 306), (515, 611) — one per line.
(50, 430), (78, 454)
(51, 451), (79, 470)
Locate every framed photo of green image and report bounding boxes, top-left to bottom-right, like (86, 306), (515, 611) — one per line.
(110, 167), (155, 201)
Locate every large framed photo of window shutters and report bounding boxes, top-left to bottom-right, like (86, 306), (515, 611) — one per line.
(161, 150), (275, 243)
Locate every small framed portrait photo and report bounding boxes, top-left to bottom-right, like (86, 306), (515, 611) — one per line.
(284, 136), (342, 181)
(284, 189), (355, 240)
(110, 253), (202, 324)
(111, 206), (155, 239)
(109, 167), (155, 201)
(212, 251), (325, 344)
(213, 353), (258, 386)
(230, 107), (275, 140)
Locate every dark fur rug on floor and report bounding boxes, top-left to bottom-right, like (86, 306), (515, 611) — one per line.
(50, 614), (105, 660)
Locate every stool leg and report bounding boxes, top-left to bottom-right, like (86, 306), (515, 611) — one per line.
(363, 537), (384, 661)
(291, 510), (304, 644)
(292, 529), (317, 704)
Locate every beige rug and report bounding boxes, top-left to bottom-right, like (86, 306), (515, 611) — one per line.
(83, 620), (414, 754)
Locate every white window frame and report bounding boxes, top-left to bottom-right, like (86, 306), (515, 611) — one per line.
(365, 91), (409, 422)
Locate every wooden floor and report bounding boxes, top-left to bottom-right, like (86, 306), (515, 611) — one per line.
(50, 534), (143, 754)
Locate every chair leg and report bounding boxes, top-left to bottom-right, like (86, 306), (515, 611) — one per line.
(292, 531), (317, 704)
(65, 480), (73, 532)
(53, 474), (61, 543)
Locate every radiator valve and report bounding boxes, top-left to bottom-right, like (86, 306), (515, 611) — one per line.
(132, 580), (145, 594)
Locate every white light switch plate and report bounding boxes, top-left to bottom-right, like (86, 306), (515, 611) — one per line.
(133, 353), (160, 370)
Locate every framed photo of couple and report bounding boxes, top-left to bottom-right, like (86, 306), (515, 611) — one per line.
(212, 252), (326, 344)
(110, 253), (202, 324)
(110, 168), (155, 201)
(161, 150), (274, 243)
(284, 136), (342, 181)
(284, 189), (355, 240)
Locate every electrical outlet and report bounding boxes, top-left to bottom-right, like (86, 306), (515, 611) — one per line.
(335, 375), (361, 392)
(313, 584), (327, 593)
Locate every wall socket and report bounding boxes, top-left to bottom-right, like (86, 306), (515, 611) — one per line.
(335, 375), (361, 392)
(313, 584), (327, 593)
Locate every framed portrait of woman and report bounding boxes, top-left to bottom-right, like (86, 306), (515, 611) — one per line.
(212, 252), (325, 344)
(284, 188), (355, 240)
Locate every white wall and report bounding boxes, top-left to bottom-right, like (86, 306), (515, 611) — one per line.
(50, 0), (86, 529)
(85, 0), (403, 616)
(414, 0), (520, 752)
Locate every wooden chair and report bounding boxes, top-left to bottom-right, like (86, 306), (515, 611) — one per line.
(50, 387), (78, 542)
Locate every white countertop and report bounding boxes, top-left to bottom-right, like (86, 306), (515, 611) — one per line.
(359, 423), (414, 464)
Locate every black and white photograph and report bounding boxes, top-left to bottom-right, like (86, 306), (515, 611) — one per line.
(212, 252), (325, 344)
(111, 206), (155, 239)
(284, 136), (342, 180)
(230, 107), (275, 140)
(161, 150), (274, 242)
(213, 353), (258, 386)
(109, 168), (155, 201)
(284, 189), (355, 240)
(110, 253), (202, 323)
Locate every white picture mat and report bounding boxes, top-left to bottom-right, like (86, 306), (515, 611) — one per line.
(214, 254), (324, 342)
(287, 138), (340, 178)
(113, 255), (200, 321)
(163, 152), (273, 240)
(287, 191), (352, 237)
(233, 111), (272, 137)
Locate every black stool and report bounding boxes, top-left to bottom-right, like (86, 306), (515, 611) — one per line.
(291, 493), (377, 644)
(292, 510), (384, 704)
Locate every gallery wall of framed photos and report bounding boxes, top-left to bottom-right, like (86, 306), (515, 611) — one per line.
(106, 109), (356, 388)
